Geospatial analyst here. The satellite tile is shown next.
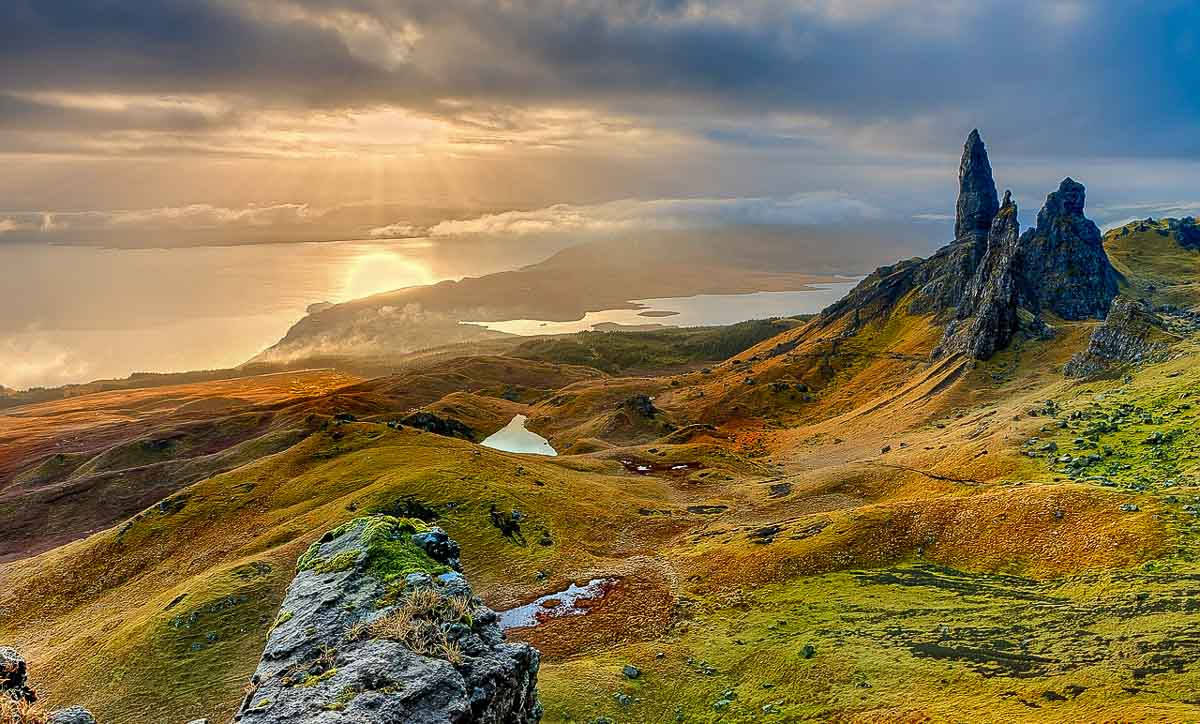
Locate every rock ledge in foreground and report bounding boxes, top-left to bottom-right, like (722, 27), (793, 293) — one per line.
(236, 516), (541, 723)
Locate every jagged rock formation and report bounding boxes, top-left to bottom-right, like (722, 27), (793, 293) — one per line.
(1168, 217), (1200, 249)
(910, 129), (1001, 315)
(955, 129), (1001, 243)
(1018, 178), (1120, 319)
(936, 192), (1024, 359)
(236, 517), (541, 723)
(820, 130), (1119, 361)
(1, 648), (96, 723)
(1064, 296), (1175, 377)
(820, 130), (1004, 331)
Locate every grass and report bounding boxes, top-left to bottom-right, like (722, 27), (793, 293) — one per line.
(0, 698), (48, 724)
(3, 263), (1200, 723)
(539, 562), (1200, 722)
(511, 318), (805, 375)
(366, 588), (475, 664)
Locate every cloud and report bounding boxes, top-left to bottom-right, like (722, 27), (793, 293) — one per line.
(367, 222), (422, 238)
(1091, 200), (1200, 231)
(102, 203), (315, 229)
(422, 193), (881, 236)
(0, 203), (316, 234)
(0, 330), (92, 390)
(1, 1), (1198, 161)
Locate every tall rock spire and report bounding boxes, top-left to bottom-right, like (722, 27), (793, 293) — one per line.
(954, 129), (1000, 242)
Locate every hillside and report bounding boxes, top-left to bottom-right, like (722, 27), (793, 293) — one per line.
(4, 132), (1200, 722)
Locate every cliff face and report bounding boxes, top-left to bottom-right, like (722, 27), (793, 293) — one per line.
(1018, 178), (1120, 320)
(935, 192), (1025, 359)
(1064, 296), (1176, 377)
(954, 129), (1001, 245)
(819, 130), (1119, 361)
(235, 517), (541, 724)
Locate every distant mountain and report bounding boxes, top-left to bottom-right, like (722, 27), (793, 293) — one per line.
(252, 229), (867, 364)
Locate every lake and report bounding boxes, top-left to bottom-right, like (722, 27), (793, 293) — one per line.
(463, 282), (861, 336)
(481, 415), (558, 456)
(0, 237), (560, 390)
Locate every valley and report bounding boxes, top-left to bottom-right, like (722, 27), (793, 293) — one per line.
(3, 132), (1200, 722)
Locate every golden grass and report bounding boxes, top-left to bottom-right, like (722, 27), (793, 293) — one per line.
(0, 698), (47, 724)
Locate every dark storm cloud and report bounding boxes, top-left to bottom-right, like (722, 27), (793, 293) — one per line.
(0, 93), (240, 133)
(2, 0), (1199, 157)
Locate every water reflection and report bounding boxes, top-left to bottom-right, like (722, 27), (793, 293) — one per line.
(464, 283), (861, 336)
(0, 238), (523, 389)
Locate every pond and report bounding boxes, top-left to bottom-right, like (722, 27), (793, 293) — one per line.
(480, 414), (558, 456)
(498, 578), (617, 630)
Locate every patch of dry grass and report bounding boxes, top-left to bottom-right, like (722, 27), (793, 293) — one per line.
(367, 589), (474, 665)
(0, 698), (48, 724)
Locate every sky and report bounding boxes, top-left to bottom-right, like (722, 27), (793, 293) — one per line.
(2, 0), (1200, 249)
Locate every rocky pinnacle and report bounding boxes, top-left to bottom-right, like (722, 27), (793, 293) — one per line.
(955, 129), (1000, 242)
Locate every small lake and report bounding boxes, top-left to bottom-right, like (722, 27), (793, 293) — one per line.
(462, 281), (861, 336)
(481, 414), (558, 456)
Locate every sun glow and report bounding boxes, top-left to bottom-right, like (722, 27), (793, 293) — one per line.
(340, 247), (435, 300)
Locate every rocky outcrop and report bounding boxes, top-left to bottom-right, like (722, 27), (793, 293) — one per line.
(910, 129), (1001, 315)
(399, 412), (475, 441)
(1018, 178), (1120, 319)
(1, 648), (96, 723)
(1064, 296), (1175, 377)
(1167, 217), (1200, 249)
(620, 394), (658, 418)
(935, 192), (1025, 359)
(1, 647), (35, 704)
(236, 516), (541, 724)
(820, 130), (1119, 362)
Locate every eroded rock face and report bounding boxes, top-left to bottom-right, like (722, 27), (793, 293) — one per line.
(1064, 296), (1174, 377)
(236, 516), (541, 724)
(955, 129), (1001, 244)
(936, 193), (1024, 359)
(822, 131), (1120, 362)
(1018, 178), (1120, 320)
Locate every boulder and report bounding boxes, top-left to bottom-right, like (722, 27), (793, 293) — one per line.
(46, 708), (97, 724)
(0, 647), (34, 704)
(235, 516), (541, 723)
